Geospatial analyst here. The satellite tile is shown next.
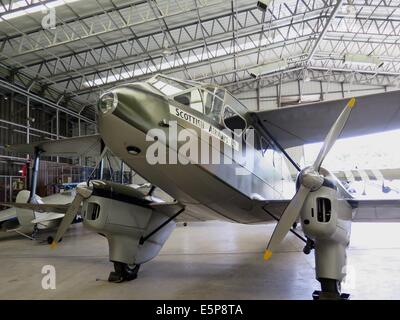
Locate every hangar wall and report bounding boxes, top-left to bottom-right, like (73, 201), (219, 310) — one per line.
(0, 87), (97, 205)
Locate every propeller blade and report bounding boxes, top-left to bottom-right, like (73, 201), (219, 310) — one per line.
(264, 184), (310, 260)
(51, 194), (83, 248)
(313, 97), (356, 171)
(51, 186), (92, 248)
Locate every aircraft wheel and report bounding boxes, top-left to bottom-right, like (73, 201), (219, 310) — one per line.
(320, 278), (341, 294)
(108, 262), (140, 283)
(47, 236), (62, 245)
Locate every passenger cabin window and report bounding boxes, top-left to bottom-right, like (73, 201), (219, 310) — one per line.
(244, 126), (261, 149)
(260, 136), (271, 156)
(245, 127), (274, 156)
(223, 106), (247, 135)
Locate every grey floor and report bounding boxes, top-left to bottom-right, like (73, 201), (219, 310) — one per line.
(1, 221), (400, 300)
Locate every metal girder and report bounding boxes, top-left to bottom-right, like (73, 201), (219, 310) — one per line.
(226, 67), (400, 94)
(307, 0), (344, 63)
(0, 0), (399, 112)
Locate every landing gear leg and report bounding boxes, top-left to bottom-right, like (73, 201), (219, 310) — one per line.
(312, 240), (350, 300)
(108, 262), (141, 283)
(31, 225), (39, 239)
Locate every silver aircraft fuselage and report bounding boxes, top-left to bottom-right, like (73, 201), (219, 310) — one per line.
(97, 75), (297, 224)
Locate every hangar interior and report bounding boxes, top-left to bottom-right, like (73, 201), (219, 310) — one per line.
(1, 0), (400, 300)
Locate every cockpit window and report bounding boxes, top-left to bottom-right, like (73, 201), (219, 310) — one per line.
(174, 89), (204, 113)
(148, 75), (193, 95)
(204, 87), (225, 123)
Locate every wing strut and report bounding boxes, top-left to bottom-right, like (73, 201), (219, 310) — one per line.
(250, 113), (301, 172)
(139, 207), (185, 245)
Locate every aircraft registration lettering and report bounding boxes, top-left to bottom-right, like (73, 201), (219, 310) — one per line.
(170, 105), (239, 151)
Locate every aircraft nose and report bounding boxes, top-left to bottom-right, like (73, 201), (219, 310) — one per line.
(97, 83), (169, 131)
(97, 83), (157, 117)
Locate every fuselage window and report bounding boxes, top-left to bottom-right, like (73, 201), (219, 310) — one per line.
(223, 105), (247, 135)
(244, 126), (261, 150)
(260, 136), (271, 156)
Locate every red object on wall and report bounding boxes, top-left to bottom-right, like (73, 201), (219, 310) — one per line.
(21, 164), (27, 177)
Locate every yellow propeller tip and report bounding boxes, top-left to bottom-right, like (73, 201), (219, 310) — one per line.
(50, 241), (57, 249)
(263, 250), (273, 261)
(348, 97), (356, 108)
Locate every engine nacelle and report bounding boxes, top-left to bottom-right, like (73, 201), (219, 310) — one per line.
(300, 185), (352, 247)
(299, 170), (354, 283)
(81, 182), (177, 266)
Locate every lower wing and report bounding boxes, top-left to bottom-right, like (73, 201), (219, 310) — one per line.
(351, 198), (400, 222)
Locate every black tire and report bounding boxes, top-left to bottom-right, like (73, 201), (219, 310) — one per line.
(319, 278), (341, 294)
(303, 246), (311, 255)
(47, 236), (62, 245)
(47, 236), (54, 245)
(110, 262), (140, 282)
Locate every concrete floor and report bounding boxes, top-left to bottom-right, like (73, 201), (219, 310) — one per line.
(1, 221), (400, 300)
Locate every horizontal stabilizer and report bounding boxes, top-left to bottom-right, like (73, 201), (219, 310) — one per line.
(31, 212), (65, 224)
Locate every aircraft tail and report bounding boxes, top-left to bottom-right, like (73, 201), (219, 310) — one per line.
(15, 190), (37, 226)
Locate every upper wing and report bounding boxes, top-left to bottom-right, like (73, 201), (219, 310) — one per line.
(7, 134), (102, 157)
(253, 90), (400, 149)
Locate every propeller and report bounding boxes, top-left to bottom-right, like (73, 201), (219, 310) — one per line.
(264, 97), (356, 260)
(50, 185), (92, 248)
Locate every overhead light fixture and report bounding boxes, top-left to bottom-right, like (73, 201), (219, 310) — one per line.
(249, 59), (288, 78)
(162, 47), (173, 56)
(344, 53), (383, 68)
(0, 0), (80, 21)
(257, 0), (273, 11)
